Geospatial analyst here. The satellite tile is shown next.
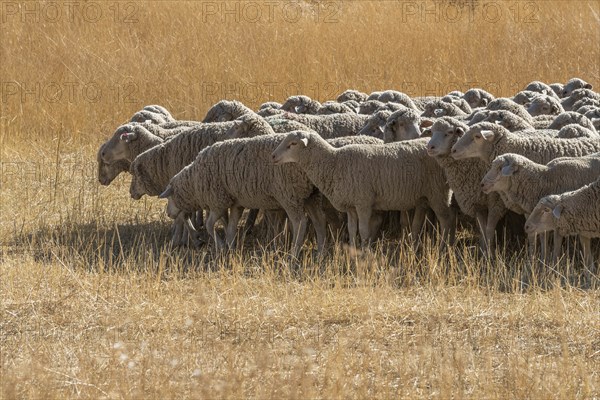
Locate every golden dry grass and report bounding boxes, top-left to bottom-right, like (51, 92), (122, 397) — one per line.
(1, 0), (600, 398)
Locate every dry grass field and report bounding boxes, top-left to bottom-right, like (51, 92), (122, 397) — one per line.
(1, 0), (600, 398)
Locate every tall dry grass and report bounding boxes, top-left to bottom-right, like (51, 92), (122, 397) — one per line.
(1, 1), (599, 398)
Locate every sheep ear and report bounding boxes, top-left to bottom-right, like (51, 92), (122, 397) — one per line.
(300, 137), (309, 147)
(159, 186), (174, 199)
(454, 127), (465, 136)
(481, 98), (488, 106)
(119, 132), (137, 143)
(480, 130), (495, 141)
(552, 205), (562, 219)
(501, 164), (515, 176)
(584, 83), (592, 89)
(433, 108), (444, 116)
(525, 102), (531, 108)
(420, 119), (434, 128)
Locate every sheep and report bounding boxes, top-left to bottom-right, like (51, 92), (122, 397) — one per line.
(383, 108), (433, 143)
(202, 100), (254, 122)
(572, 98), (600, 113)
(271, 132), (455, 248)
(357, 110), (393, 138)
(486, 98), (534, 123)
(130, 105), (176, 124)
(467, 109), (494, 126)
(257, 106), (286, 117)
(526, 94), (565, 116)
(358, 100), (386, 114)
(463, 88), (495, 108)
(525, 176), (600, 269)
(99, 123), (168, 166)
(512, 91), (539, 105)
(367, 91), (383, 101)
(425, 117), (507, 252)
(441, 95), (472, 114)
(337, 90), (368, 103)
(226, 112), (312, 139)
(524, 81), (560, 99)
(451, 122), (600, 165)
(412, 96), (441, 111)
(549, 83), (564, 98)
(561, 89), (600, 111)
(584, 108), (600, 130)
(317, 101), (356, 115)
(547, 111), (598, 135)
(157, 134), (330, 256)
(561, 78), (593, 98)
(483, 110), (534, 132)
(446, 90), (464, 98)
(280, 95), (321, 114)
(274, 112), (370, 139)
(377, 90), (420, 110)
(557, 124), (599, 139)
(481, 153), (600, 260)
(421, 99), (468, 119)
(341, 100), (360, 113)
(258, 101), (282, 111)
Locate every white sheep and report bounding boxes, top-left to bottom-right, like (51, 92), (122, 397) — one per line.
(525, 176), (600, 270)
(524, 81), (560, 99)
(280, 95), (322, 114)
(336, 89), (368, 103)
(202, 100), (254, 122)
(383, 109), (433, 142)
(274, 112), (370, 139)
(158, 134), (329, 255)
(271, 132), (455, 248)
(451, 122), (600, 164)
(357, 110), (393, 138)
(463, 88), (495, 108)
(425, 117), (507, 252)
(561, 89), (600, 111)
(548, 112), (598, 135)
(549, 83), (564, 98)
(561, 78), (593, 98)
(526, 94), (565, 117)
(481, 153), (600, 261)
(421, 99), (468, 119)
(486, 98), (535, 124)
(130, 105), (176, 124)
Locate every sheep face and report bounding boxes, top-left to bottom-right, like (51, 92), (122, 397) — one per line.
(463, 89), (490, 108)
(562, 78), (592, 98)
(358, 118), (384, 138)
(512, 91), (537, 105)
(101, 130), (136, 164)
(526, 96), (561, 117)
(98, 159), (128, 186)
(561, 89), (595, 111)
(421, 103), (445, 118)
(272, 132), (309, 165)
(383, 114), (424, 143)
(525, 196), (560, 234)
(425, 121), (462, 157)
(226, 120), (250, 139)
(480, 156), (513, 194)
(451, 125), (497, 160)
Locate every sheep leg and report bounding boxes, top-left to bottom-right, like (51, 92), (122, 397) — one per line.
(304, 198), (328, 254)
(552, 231), (563, 265)
(485, 210), (505, 256)
(285, 210), (308, 258)
(411, 206), (427, 243)
(171, 219), (184, 247)
(243, 209), (259, 236)
(347, 210), (358, 248)
(580, 235), (593, 282)
(356, 206), (373, 248)
(206, 208), (227, 252)
(430, 204), (456, 248)
(225, 206), (244, 250)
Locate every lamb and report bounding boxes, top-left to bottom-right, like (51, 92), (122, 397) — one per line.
(526, 94), (565, 117)
(280, 95), (321, 114)
(336, 90), (368, 103)
(271, 132), (455, 247)
(357, 110), (393, 138)
(274, 112), (370, 139)
(561, 78), (593, 98)
(481, 153), (600, 260)
(383, 108), (433, 142)
(451, 122), (600, 164)
(525, 176), (600, 269)
(421, 99), (468, 118)
(561, 89), (600, 111)
(425, 117), (507, 252)
(130, 105), (176, 124)
(547, 111), (598, 134)
(524, 81), (560, 99)
(158, 134), (328, 255)
(463, 88), (495, 108)
(202, 100), (254, 122)
(486, 98), (534, 123)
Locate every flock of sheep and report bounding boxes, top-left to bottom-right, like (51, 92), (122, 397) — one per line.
(97, 77), (600, 270)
